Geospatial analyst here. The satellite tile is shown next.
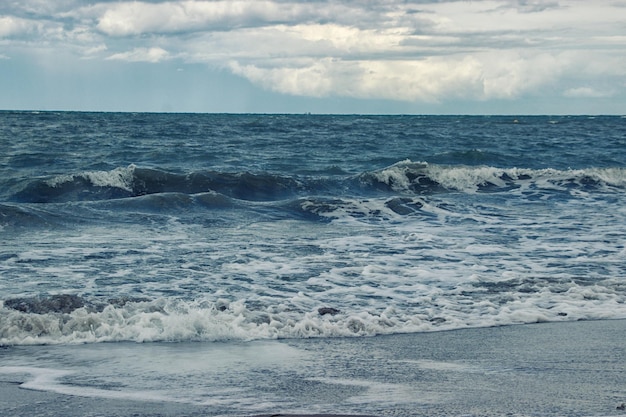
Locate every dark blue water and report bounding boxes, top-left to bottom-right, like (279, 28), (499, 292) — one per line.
(1, 112), (625, 345)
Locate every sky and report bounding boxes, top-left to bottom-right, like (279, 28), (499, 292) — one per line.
(1, 0), (625, 114)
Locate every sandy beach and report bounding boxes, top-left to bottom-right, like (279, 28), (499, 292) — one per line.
(2, 319), (625, 417)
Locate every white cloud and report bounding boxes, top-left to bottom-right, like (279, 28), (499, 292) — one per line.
(228, 50), (574, 102)
(2, 0), (83, 16)
(563, 87), (613, 98)
(82, 43), (108, 57)
(502, 0), (561, 13)
(107, 47), (170, 63)
(480, 51), (569, 98)
(95, 1), (327, 36)
(0, 15), (40, 37)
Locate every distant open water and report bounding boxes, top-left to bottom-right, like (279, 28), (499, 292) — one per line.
(1, 112), (626, 345)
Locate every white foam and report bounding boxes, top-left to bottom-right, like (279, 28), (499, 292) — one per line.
(3, 168), (626, 345)
(310, 377), (422, 406)
(407, 360), (480, 372)
(46, 164), (136, 192)
(3, 279), (626, 346)
(370, 160), (626, 194)
(371, 159), (427, 191)
(1, 341), (309, 406)
(0, 366), (170, 402)
(427, 165), (509, 192)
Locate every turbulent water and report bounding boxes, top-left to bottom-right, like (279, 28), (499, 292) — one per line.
(1, 112), (626, 345)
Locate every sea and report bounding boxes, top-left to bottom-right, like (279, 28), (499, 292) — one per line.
(1, 112), (625, 416)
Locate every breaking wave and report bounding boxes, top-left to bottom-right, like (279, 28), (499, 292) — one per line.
(9, 161), (626, 205)
(359, 160), (626, 194)
(2, 288), (624, 346)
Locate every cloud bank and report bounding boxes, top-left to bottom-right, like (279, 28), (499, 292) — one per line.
(1, 0), (625, 111)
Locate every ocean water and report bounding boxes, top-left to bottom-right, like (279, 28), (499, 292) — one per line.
(1, 112), (626, 415)
(1, 112), (626, 344)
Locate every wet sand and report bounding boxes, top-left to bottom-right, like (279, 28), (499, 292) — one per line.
(1, 319), (626, 417)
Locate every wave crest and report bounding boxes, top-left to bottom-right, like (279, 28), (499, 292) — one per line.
(10, 161), (626, 204)
(361, 160), (626, 194)
(46, 165), (136, 192)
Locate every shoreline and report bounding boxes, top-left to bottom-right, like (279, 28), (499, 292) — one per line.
(1, 319), (625, 417)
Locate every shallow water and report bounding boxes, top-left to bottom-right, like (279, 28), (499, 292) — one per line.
(1, 320), (625, 416)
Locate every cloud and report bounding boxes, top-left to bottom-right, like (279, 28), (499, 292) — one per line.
(229, 56), (484, 101)
(86, 0), (625, 104)
(228, 50), (573, 102)
(0, 15), (40, 37)
(107, 47), (170, 63)
(501, 0), (561, 13)
(1, 0), (83, 16)
(81, 43), (108, 57)
(563, 87), (613, 98)
(95, 1), (329, 36)
(1, 0), (625, 111)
